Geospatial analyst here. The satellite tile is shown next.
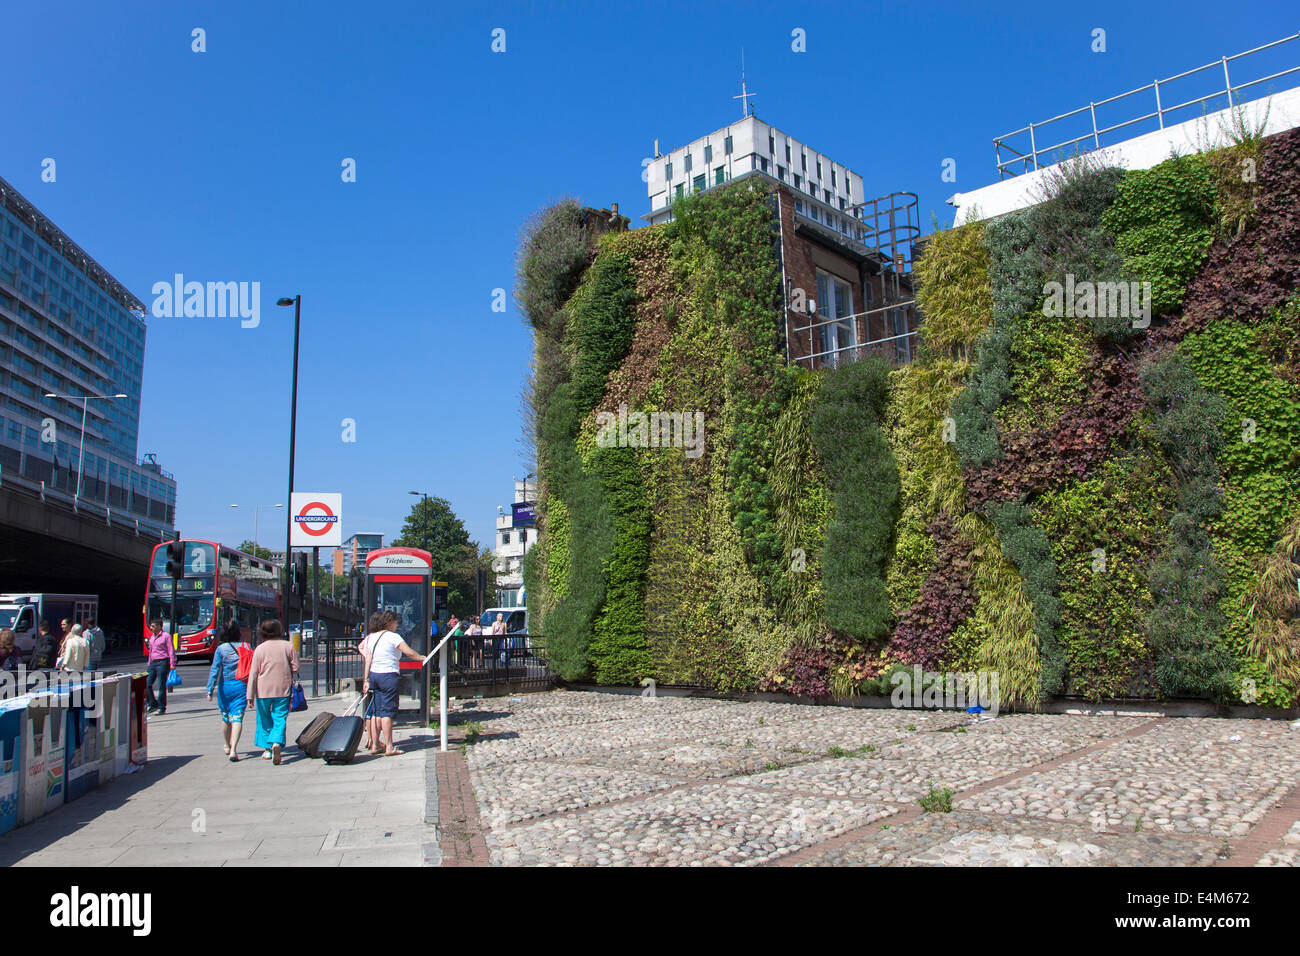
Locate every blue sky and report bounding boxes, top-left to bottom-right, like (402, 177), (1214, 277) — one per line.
(2, 0), (1294, 557)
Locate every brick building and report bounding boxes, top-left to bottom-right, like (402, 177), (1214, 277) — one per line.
(645, 114), (918, 369)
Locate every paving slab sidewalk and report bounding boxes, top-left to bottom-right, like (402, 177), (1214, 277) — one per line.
(0, 663), (439, 867)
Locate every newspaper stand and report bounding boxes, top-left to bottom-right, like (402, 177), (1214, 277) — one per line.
(0, 701), (24, 836)
(96, 675), (129, 782)
(127, 673), (148, 768)
(64, 689), (100, 803)
(22, 692), (67, 823)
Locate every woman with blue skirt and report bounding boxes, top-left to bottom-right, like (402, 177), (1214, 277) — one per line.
(244, 619), (300, 765)
(206, 622), (252, 761)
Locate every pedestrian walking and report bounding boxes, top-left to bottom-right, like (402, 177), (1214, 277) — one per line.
(245, 619), (300, 765)
(144, 618), (177, 715)
(0, 629), (20, 673)
(30, 621), (58, 669)
(362, 610), (424, 756)
(60, 625), (90, 672)
(206, 622), (252, 761)
(358, 613), (382, 751)
(491, 612), (508, 664)
(83, 618), (106, 669)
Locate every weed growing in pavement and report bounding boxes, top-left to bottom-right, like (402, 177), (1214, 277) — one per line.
(744, 737), (756, 749)
(757, 716), (765, 725)
(954, 727), (967, 734)
(1134, 817), (1143, 833)
(763, 761), (780, 772)
(462, 721), (483, 744)
(907, 723), (917, 731)
(826, 745), (848, 758)
(918, 779), (955, 814)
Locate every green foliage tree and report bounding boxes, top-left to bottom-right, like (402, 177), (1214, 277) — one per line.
(237, 540), (274, 561)
(391, 495), (491, 618)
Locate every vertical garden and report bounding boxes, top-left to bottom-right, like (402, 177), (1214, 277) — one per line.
(518, 125), (1300, 709)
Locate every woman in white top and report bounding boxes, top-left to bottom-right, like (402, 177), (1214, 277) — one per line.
(361, 610), (424, 756)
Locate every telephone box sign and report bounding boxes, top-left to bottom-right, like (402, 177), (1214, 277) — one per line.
(366, 548), (432, 571)
(290, 493), (343, 547)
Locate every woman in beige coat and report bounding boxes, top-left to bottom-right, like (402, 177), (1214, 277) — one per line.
(244, 619), (300, 765)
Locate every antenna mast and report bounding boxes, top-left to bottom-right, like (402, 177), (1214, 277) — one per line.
(734, 48), (756, 117)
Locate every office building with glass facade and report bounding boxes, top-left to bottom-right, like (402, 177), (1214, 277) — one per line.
(0, 175), (177, 530)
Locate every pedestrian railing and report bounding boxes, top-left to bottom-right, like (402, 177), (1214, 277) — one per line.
(993, 32), (1300, 179)
(320, 634), (554, 695)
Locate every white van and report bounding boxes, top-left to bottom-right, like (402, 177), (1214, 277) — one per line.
(0, 593), (99, 654)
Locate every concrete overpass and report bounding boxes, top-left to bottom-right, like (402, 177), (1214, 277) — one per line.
(0, 472), (167, 629)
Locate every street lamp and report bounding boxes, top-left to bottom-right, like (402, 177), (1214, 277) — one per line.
(43, 391), (129, 500)
(230, 503), (283, 557)
(277, 295), (302, 575)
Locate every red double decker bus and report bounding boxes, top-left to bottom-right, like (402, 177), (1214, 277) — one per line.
(144, 539), (283, 659)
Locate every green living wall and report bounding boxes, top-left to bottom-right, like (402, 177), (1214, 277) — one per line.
(520, 127), (1300, 708)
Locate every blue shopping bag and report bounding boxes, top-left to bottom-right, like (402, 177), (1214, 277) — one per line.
(166, 668), (181, 689)
(289, 682), (308, 713)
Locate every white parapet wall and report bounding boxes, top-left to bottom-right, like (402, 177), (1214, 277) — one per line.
(951, 87), (1300, 226)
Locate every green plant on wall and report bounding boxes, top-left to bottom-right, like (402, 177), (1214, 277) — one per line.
(811, 357), (899, 644)
(1140, 353), (1235, 699)
(1101, 153), (1216, 317)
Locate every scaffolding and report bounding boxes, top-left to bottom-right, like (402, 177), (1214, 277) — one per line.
(788, 191), (921, 369)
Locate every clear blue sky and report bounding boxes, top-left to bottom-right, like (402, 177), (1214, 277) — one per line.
(2, 0), (1294, 557)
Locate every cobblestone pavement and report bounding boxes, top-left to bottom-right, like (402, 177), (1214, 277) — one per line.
(450, 691), (1300, 866)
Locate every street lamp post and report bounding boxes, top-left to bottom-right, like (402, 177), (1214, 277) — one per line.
(43, 392), (128, 500)
(277, 295), (302, 625)
(230, 503), (283, 557)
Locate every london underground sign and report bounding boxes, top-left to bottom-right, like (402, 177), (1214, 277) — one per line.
(290, 492), (343, 547)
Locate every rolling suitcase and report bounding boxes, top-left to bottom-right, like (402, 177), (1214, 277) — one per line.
(319, 693), (371, 765)
(295, 711), (336, 758)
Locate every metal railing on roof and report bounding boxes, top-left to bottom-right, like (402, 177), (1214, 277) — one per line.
(994, 32), (1300, 179)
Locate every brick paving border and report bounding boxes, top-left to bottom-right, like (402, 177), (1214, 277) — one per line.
(437, 747), (491, 867)
(1218, 782), (1300, 867)
(774, 716), (1168, 866)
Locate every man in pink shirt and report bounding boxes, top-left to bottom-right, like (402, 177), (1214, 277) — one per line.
(144, 618), (177, 715)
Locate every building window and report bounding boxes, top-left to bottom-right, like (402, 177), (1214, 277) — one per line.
(665, 161), (673, 180)
(801, 152), (807, 171)
(777, 166), (786, 182)
(693, 174), (705, 192)
(704, 144), (713, 163)
(794, 174), (802, 189)
(759, 157), (769, 172)
(825, 189), (831, 203)
(831, 169), (837, 188)
(817, 160), (823, 179)
(725, 135), (733, 154)
(816, 271), (855, 367)
(684, 153), (693, 172)
(502, 532), (511, 545)
(785, 143), (791, 162)
(715, 166), (725, 185)
(769, 133), (775, 154)
(809, 182), (818, 195)
(675, 183), (684, 199)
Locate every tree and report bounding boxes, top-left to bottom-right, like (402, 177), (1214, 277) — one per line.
(237, 540), (275, 561)
(392, 496), (493, 618)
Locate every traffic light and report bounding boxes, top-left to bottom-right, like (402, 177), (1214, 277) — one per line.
(294, 552), (308, 598)
(165, 539), (185, 579)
